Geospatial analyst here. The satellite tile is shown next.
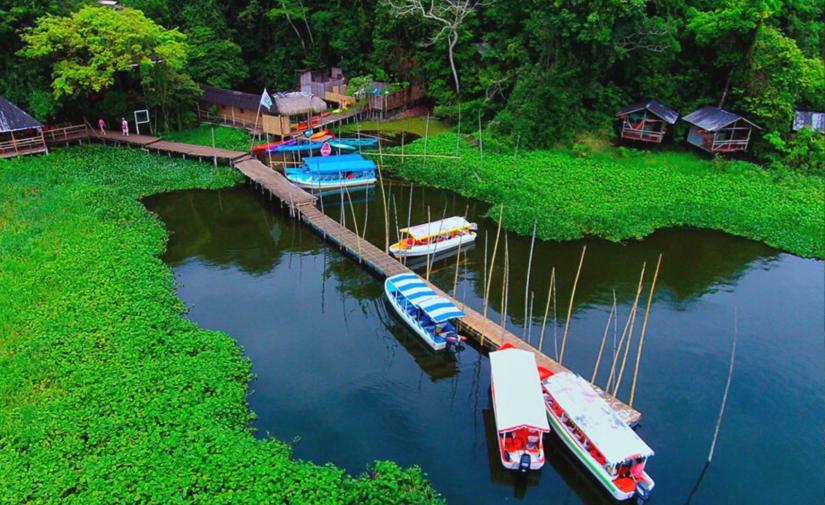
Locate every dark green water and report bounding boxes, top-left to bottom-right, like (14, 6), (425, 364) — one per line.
(144, 183), (823, 505)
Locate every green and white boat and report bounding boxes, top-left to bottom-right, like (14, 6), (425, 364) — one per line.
(541, 372), (655, 501)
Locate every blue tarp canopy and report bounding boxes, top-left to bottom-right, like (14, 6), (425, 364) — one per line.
(416, 296), (465, 323)
(302, 154), (376, 173)
(387, 274), (464, 322)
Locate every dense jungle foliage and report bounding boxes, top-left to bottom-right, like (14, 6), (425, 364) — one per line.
(388, 133), (825, 258)
(1, 0), (823, 168)
(0, 146), (442, 504)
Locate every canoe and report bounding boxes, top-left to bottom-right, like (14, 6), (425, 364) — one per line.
(390, 216), (477, 258)
(252, 139), (290, 154)
(384, 273), (465, 351)
(333, 137), (379, 148)
(309, 129), (331, 141)
(541, 371), (655, 501)
(490, 346), (550, 472)
(328, 141), (357, 151)
(274, 142), (323, 153)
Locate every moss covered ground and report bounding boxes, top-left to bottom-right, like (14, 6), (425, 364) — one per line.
(338, 117), (450, 137)
(388, 132), (824, 258)
(0, 146), (441, 504)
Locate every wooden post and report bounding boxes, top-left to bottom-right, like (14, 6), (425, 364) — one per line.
(538, 267), (555, 354)
(558, 245), (587, 365)
(629, 254), (662, 407)
(211, 127), (218, 168)
(376, 162), (390, 253)
(591, 297), (617, 384)
(11, 130), (18, 156)
(523, 220), (537, 340)
(424, 113), (430, 157)
(527, 290), (535, 344)
(708, 308), (737, 463)
(250, 104), (262, 150)
(499, 233), (509, 335)
(482, 206), (504, 320)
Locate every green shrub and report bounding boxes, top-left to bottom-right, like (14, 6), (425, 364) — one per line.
(387, 132), (824, 258)
(0, 146), (442, 504)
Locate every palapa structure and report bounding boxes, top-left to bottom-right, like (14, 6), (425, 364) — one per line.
(0, 95), (47, 158)
(615, 99), (679, 144)
(683, 106), (760, 153)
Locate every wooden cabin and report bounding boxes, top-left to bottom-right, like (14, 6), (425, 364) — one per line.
(197, 86), (272, 129)
(300, 67), (346, 96)
(683, 106), (760, 153)
(793, 111), (824, 134)
(615, 99), (679, 144)
(0, 96), (47, 159)
(367, 83), (424, 116)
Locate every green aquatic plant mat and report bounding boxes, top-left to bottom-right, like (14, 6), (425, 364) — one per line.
(388, 133), (824, 259)
(0, 145), (441, 504)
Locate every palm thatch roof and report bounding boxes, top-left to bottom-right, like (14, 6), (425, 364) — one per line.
(272, 92), (327, 116)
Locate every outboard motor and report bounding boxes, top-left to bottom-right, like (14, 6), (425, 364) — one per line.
(518, 453), (531, 473)
(635, 480), (652, 502)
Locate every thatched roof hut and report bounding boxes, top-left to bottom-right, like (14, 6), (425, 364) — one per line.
(271, 92), (327, 116)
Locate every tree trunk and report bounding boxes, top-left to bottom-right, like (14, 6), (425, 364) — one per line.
(448, 30), (460, 96)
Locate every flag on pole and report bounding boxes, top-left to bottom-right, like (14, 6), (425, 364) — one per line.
(260, 88), (273, 111)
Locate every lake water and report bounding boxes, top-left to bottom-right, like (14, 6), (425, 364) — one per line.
(144, 182), (823, 504)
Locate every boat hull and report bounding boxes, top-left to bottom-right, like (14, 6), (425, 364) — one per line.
(286, 175), (376, 190)
(390, 232), (476, 258)
(384, 282), (446, 351)
(544, 405), (655, 500)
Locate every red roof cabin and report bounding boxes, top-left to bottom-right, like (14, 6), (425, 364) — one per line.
(683, 106), (760, 153)
(616, 99), (679, 144)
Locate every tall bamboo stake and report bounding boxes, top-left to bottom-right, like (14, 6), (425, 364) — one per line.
(538, 267), (555, 354)
(405, 183), (413, 265)
(456, 103), (461, 156)
(344, 185), (362, 262)
(629, 254), (662, 407)
(558, 245), (587, 365)
(424, 113), (430, 157)
(527, 290), (535, 344)
(605, 263), (646, 395)
(612, 278), (644, 398)
(401, 131), (405, 162)
(452, 204), (470, 295)
(523, 220), (537, 340)
(553, 269), (559, 360)
(478, 111), (483, 164)
(500, 234), (510, 336)
(708, 308), (737, 463)
(392, 194), (401, 243)
(482, 230), (488, 306)
(591, 298), (617, 384)
(361, 194), (369, 240)
(424, 206), (432, 279)
(376, 162), (389, 253)
(482, 207), (504, 320)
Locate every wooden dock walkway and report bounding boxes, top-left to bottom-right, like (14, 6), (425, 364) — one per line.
(93, 131), (247, 164)
(239, 158), (641, 425)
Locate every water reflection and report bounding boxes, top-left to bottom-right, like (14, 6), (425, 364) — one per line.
(143, 184), (823, 505)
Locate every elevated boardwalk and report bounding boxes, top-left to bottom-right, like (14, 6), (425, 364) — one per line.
(239, 158), (641, 425)
(93, 131), (247, 164)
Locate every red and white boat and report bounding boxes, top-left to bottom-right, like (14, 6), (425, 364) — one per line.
(489, 346), (550, 472)
(541, 371), (655, 501)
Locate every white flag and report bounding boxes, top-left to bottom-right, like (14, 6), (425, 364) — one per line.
(260, 88), (273, 111)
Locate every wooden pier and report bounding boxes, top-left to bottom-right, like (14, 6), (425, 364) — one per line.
(236, 157), (641, 425)
(61, 124), (641, 424)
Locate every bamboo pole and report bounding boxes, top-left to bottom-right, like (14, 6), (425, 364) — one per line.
(392, 193), (401, 243)
(591, 297), (617, 384)
(605, 263), (646, 395)
(344, 185), (362, 262)
(482, 206), (504, 320)
(500, 234), (510, 336)
(612, 276), (644, 398)
(708, 308), (737, 463)
(523, 220), (537, 340)
(558, 245), (587, 365)
(401, 131), (405, 162)
(211, 127), (217, 167)
(424, 113), (430, 157)
(527, 290), (535, 344)
(629, 254), (662, 407)
(361, 194), (369, 240)
(537, 267), (555, 354)
(478, 111), (483, 164)
(376, 162), (390, 253)
(456, 103), (461, 156)
(424, 206), (432, 279)
(452, 204), (470, 295)
(482, 230), (488, 307)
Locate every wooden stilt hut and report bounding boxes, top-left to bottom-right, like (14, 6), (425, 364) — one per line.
(0, 96), (47, 159)
(683, 106), (760, 153)
(615, 99), (679, 144)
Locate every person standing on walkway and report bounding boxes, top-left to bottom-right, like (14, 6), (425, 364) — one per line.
(98, 118), (106, 135)
(121, 117), (129, 136)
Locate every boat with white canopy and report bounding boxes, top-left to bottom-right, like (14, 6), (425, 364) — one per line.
(490, 346), (550, 472)
(384, 273), (465, 351)
(542, 371), (655, 501)
(389, 216), (477, 258)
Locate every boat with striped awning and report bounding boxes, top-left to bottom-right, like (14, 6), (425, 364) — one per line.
(384, 273), (465, 351)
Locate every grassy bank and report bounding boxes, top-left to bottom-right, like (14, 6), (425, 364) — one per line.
(0, 146), (441, 503)
(339, 117), (450, 137)
(387, 133), (824, 258)
(162, 124), (251, 152)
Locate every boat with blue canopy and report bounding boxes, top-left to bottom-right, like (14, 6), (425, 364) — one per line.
(285, 154), (377, 190)
(384, 273), (465, 351)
